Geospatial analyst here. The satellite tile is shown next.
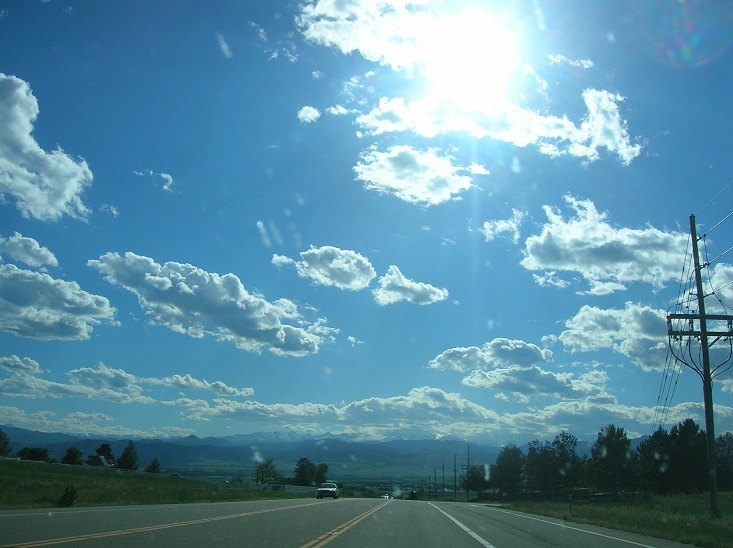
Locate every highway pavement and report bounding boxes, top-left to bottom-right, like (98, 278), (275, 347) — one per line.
(0, 498), (693, 547)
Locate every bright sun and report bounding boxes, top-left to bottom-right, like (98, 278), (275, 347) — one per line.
(418, 7), (521, 110)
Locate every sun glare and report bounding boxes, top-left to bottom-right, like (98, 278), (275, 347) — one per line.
(419, 8), (521, 110)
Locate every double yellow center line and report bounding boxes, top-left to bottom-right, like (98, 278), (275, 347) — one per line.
(301, 499), (391, 547)
(6, 500), (392, 547)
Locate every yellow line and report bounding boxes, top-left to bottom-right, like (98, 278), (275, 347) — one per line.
(300, 500), (391, 548)
(5, 501), (323, 547)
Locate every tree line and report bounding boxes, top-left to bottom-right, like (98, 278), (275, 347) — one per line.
(462, 419), (733, 500)
(254, 456), (329, 486)
(0, 431), (160, 473)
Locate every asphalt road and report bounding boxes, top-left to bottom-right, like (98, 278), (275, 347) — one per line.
(0, 498), (693, 547)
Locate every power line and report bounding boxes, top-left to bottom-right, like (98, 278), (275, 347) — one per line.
(700, 209), (733, 238)
(696, 177), (733, 216)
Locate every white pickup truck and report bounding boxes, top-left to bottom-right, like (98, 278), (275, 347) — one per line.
(315, 482), (339, 499)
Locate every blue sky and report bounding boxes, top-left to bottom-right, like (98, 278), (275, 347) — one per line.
(2, 0), (733, 445)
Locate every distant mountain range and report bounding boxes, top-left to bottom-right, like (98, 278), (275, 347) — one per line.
(0, 425), (648, 481)
(0, 425), (502, 480)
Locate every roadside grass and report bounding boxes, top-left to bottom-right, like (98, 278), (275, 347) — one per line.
(506, 493), (733, 548)
(0, 459), (309, 509)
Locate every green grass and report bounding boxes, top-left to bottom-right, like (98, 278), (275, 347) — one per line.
(0, 459), (309, 509)
(506, 493), (733, 548)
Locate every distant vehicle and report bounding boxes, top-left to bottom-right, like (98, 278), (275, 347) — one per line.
(381, 494), (390, 499)
(316, 482), (339, 499)
(408, 491), (418, 500)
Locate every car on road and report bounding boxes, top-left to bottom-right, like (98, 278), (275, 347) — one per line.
(316, 482), (339, 499)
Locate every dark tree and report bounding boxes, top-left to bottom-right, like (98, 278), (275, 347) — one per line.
(145, 457), (161, 474)
(315, 463), (328, 484)
(61, 446), (83, 465)
(255, 457), (281, 484)
(523, 439), (556, 494)
(590, 424), (632, 493)
(294, 457), (317, 485)
(491, 444), (523, 498)
(635, 427), (672, 494)
(116, 441), (139, 470)
(552, 431), (581, 490)
(17, 447), (50, 462)
(460, 464), (490, 496)
(0, 428), (12, 457)
(670, 418), (707, 493)
(717, 432), (733, 491)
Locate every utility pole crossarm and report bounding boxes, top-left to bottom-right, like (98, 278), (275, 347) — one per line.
(667, 313), (733, 338)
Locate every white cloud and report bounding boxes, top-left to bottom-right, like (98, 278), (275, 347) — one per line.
(0, 405), (194, 438)
(273, 245), (376, 291)
(327, 104), (354, 115)
(133, 169), (175, 191)
(462, 365), (610, 403)
(297, 106), (321, 123)
(216, 32), (233, 58)
(548, 54), (594, 69)
(355, 92), (641, 164)
(0, 263), (117, 340)
(0, 73), (93, 220)
(0, 232), (58, 267)
(89, 251), (334, 356)
(428, 338), (553, 372)
(0, 355), (41, 373)
(154, 373), (254, 397)
(481, 209), (526, 244)
(0, 360), (253, 404)
(559, 302), (668, 372)
(354, 145), (473, 206)
(373, 265), (448, 306)
(521, 196), (688, 294)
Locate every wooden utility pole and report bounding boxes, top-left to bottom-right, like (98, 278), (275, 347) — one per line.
(667, 214), (733, 518)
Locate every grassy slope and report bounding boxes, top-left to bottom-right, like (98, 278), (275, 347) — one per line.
(0, 459), (307, 509)
(507, 494), (733, 548)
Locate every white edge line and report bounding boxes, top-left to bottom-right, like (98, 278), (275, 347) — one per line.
(428, 503), (495, 548)
(486, 507), (657, 548)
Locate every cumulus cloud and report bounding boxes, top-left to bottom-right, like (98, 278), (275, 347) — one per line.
(154, 373), (254, 397)
(273, 245), (376, 290)
(0, 361), (253, 403)
(353, 145), (473, 206)
(462, 366), (610, 403)
(559, 301), (668, 371)
(0, 404), (194, 439)
(0, 263), (117, 340)
(521, 196), (688, 294)
(162, 382), (696, 443)
(0, 232), (58, 267)
(355, 93), (641, 164)
(297, 106), (321, 123)
(428, 338), (553, 372)
(89, 251), (334, 356)
(373, 265), (448, 306)
(0, 355), (41, 373)
(0, 73), (93, 220)
(481, 209), (526, 244)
